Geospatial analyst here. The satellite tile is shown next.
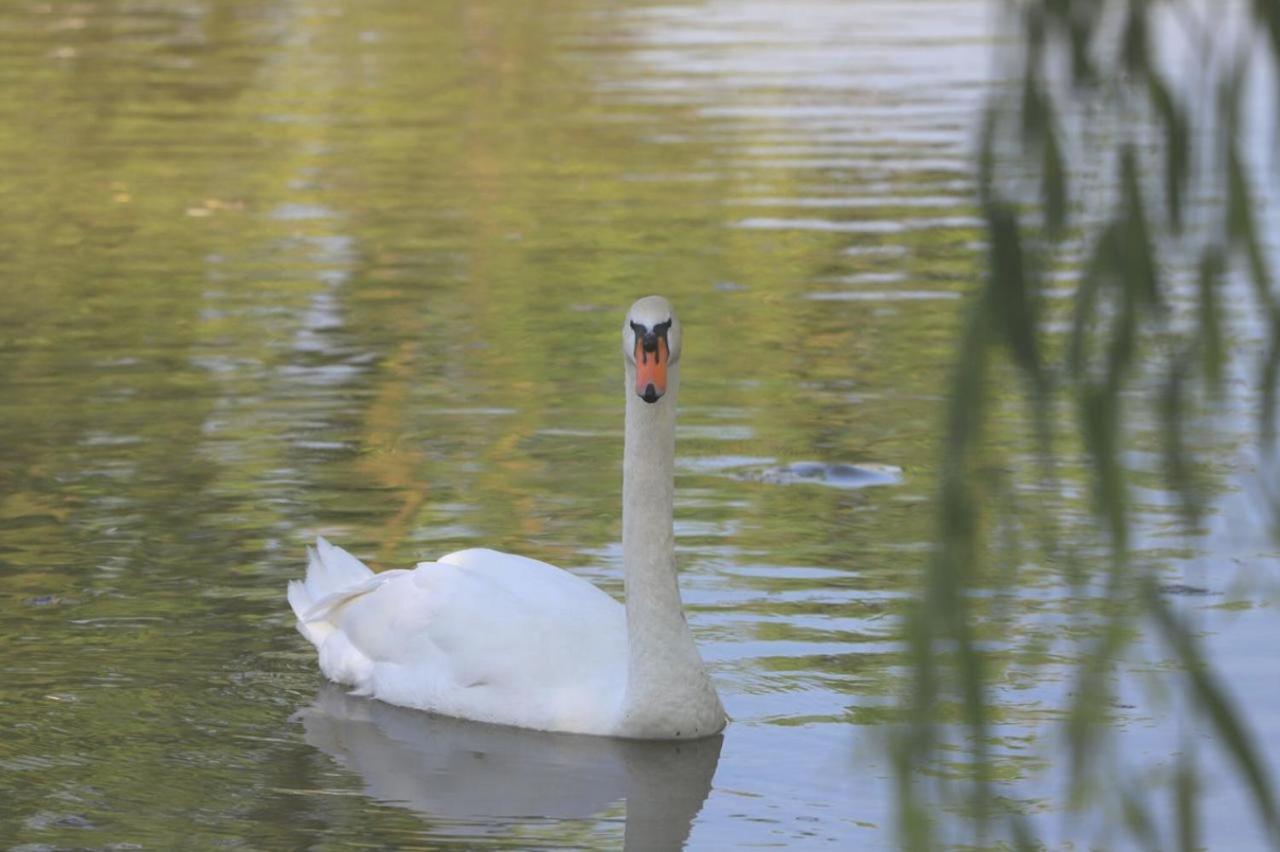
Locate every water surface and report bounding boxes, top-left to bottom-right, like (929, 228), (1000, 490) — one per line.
(1, 1), (1276, 849)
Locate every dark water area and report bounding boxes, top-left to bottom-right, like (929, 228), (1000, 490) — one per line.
(0, 1), (1276, 849)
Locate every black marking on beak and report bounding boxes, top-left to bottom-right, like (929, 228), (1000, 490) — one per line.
(630, 319), (673, 363)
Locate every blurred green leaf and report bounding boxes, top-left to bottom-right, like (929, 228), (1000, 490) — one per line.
(1121, 784), (1162, 852)
(1148, 76), (1188, 230)
(1175, 744), (1198, 852)
(1196, 249), (1225, 390)
(1120, 147), (1160, 308)
(985, 203), (1043, 385)
(1146, 584), (1280, 840)
(1042, 123), (1067, 236)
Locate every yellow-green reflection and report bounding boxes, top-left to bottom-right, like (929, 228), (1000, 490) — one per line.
(0, 1), (1270, 849)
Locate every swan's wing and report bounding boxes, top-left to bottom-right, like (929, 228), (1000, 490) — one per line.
(300, 569), (412, 623)
(311, 548), (627, 733)
(437, 547), (621, 613)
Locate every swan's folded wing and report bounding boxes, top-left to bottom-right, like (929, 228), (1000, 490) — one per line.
(436, 547), (622, 613)
(323, 551), (626, 707)
(412, 553), (625, 691)
(301, 569), (412, 624)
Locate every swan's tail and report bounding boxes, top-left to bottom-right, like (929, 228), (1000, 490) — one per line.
(287, 536), (375, 645)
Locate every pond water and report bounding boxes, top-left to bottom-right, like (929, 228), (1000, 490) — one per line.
(1, 0), (1277, 849)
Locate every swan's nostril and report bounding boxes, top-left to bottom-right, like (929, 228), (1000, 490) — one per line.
(640, 384), (661, 404)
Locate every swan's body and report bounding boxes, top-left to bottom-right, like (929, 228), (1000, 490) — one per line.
(287, 296), (726, 739)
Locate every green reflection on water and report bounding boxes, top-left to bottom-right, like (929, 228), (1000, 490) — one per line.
(0, 0), (1266, 849)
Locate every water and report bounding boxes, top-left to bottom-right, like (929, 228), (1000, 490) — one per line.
(0, 0), (1276, 849)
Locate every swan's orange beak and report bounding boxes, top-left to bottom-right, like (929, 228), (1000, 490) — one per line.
(635, 334), (669, 404)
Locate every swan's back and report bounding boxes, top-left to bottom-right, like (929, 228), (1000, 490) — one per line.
(289, 538), (629, 735)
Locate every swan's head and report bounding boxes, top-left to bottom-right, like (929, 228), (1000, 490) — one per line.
(623, 296), (681, 404)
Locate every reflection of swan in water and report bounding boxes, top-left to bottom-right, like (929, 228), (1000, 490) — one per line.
(296, 684), (723, 849)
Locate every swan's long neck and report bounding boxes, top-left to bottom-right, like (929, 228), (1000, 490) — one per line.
(619, 364), (724, 738)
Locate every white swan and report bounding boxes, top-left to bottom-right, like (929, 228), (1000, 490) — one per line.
(287, 296), (726, 739)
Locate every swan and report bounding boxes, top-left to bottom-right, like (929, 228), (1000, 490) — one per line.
(287, 295), (726, 739)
